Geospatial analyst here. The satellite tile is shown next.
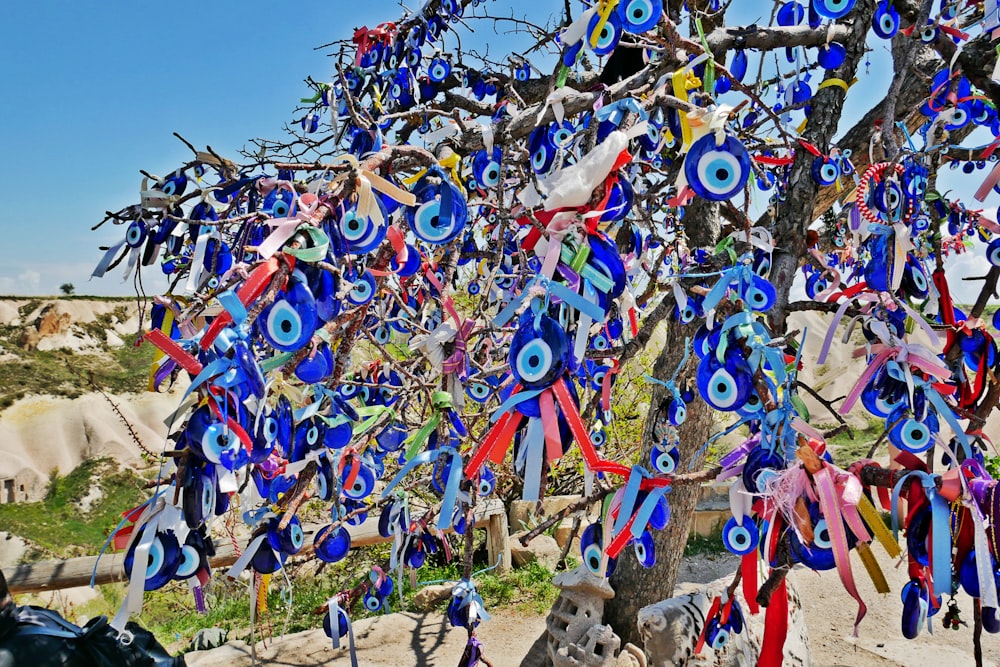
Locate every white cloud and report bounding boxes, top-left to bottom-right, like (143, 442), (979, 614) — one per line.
(0, 270), (41, 295)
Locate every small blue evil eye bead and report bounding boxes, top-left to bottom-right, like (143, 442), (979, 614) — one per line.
(616, 0), (662, 33)
(986, 238), (1000, 267)
(816, 42), (847, 69)
(633, 530), (656, 568)
(580, 523), (605, 575)
(811, 157), (840, 186)
(341, 463), (376, 500)
(651, 443), (680, 473)
(696, 351), (753, 412)
(125, 529), (181, 591)
(267, 514), (305, 555)
(405, 542), (427, 569)
(562, 39), (584, 67)
(918, 22), (939, 44)
(301, 111), (320, 133)
(174, 540), (205, 581)
(722, 516), (759, 555)
(706, 618), (730, 650)
(158, 169), (188, 197)
(684, 134), (752, 201)
(125, 219), (148, 248)
(872, 2), (899, 39)
(667, 398), (687, 426)
(348, 271), (378, 306)
(478, 468), (496, 496)
(745, 274), (777, 312)
(805, 271), (828, 299)
(472, 148), (502, 189)
(324, 606), (351, 641)
(363, 592), (384, 612)
(339, 206), (387, 255)
(465, 380), (493, 404)
(528, 125), (557, 174)
(887, 406), (936, 453)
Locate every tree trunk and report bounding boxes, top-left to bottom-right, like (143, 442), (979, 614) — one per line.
(603, 319), (714, 647)
(604, 201), (720, 647)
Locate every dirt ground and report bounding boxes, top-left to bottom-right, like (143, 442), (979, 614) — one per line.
(186, 547), (998, 666)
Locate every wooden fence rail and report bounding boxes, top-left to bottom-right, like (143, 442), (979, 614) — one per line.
(6, 498), (509, 595)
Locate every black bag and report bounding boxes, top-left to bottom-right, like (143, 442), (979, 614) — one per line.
(0, 604), (185, 667)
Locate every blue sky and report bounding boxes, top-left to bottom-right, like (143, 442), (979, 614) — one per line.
(0, 1), (994, 304)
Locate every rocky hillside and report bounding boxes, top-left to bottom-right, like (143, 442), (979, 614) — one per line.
(0, 298), (173, 501)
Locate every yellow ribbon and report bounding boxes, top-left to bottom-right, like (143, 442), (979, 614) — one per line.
(818, 77), (856, 93)
(589, 0), (621, 48)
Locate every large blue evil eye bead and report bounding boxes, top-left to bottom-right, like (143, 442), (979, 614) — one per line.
(633, 530), (656, 568)
(586, 11), (622, 56)
(816, 42), (846, 70)
(406, 170), (468, 245)
(258, 281), (318, 352)
(811, 0), (856, 20)
(697, 351), (752, 412)
(616, 0), (662, 33)
(872, 2), (900, 39)
(776, 1), (805, 25)
(684, 134), (752, 201)
(315, 524), (352, 563)
(508, 315), (569, 390)
(722, 516), (759, 555)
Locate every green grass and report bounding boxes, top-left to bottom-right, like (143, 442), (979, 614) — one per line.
(684, 524), (727, 557)
(0, 330), (153, 410)
(0, 458), (147, 558)
(819, 417), (886, 466)
(64, 549), (560, 653)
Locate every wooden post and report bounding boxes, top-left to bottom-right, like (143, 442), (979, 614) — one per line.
(486, 509), (511, 575)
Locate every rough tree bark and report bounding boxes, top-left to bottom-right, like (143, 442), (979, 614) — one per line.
(604, 198), (721, 647)
(768, 0), (878, 333)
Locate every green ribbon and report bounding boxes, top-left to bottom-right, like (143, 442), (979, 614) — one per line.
(284, 225), (331, 262)
(403, 391), (455, 461)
